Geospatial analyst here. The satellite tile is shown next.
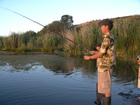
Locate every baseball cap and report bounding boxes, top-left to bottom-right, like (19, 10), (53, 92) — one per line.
(95, 44), (101, 47)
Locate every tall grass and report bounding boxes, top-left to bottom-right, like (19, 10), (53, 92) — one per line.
(0, 15), (140, 60)
(112, 16), (140, 59)
(64, 24), (100, 54)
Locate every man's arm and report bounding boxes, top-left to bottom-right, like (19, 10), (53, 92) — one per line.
(84, 52), (103, 60)
(89, 51), (99, 54)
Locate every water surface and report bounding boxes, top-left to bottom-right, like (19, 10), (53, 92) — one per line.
(0, 53), (140, 105)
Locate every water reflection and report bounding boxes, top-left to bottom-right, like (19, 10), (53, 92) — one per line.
(0, 54), (137, 83)
(113, 57), (137, 83)
(0, 53), (140, 105)
(0, 54), (96, 77)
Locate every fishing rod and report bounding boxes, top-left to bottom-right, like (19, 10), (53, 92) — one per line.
(1, 7), (89, 52)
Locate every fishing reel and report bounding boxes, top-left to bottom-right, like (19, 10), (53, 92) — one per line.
(84, 53), (89, 56)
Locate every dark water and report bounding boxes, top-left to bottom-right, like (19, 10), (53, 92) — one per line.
(0, 53), (140, 105)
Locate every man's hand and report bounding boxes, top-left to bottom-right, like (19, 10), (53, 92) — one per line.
(84, 56), (91, 60)
(89, 51), (95, 54)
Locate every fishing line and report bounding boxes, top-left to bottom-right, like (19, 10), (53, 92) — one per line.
(1, 7), (89, 52)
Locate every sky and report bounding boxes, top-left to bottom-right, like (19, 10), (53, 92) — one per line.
(0, 0), (140, 36)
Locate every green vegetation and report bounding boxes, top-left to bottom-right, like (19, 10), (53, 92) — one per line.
(0, 15), (140, 60)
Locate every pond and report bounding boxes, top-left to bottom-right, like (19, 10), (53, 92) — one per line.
(0, 53), (140, 105)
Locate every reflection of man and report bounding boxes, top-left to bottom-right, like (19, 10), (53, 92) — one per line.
(137, 55), (140, 88)
(84, 19), (116, 105)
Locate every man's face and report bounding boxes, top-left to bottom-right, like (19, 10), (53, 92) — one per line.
(101, 25), (108, 34)
(96, 47), (100, 51)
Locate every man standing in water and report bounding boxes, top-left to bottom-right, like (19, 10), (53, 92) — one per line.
(84, 19), (116, 105)
(90, 44), (102, 104)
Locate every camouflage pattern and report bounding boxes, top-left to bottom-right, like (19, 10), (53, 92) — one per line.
(98, 32), (116, 72)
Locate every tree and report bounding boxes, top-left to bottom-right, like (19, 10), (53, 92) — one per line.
(40, 21), (65, 34)
(48, 21), (65, 33)
(60, 15), (74, 29)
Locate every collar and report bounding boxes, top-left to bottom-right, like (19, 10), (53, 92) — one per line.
(103, 32), (111, 38)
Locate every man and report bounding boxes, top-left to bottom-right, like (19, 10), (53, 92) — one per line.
(137, 55), (140, 65)
(90, 44), (102, 104)
(84, 19), (116, 105)
(90, 44), (101, 67)
(137, 55), (140, 89)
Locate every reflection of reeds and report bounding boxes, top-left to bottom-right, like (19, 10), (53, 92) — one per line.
(113, 57), (137, 83)
(0, 52), (137, 83)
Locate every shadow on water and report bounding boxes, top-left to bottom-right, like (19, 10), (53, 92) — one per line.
(0, 52), (140, 105)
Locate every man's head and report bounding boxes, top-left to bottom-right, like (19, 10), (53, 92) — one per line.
(137, 55), (140, 65)
(99, 19), (113, 34)
(95, 44), (101, 51)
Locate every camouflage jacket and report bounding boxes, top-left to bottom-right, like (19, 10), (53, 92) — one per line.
(98, 32), (116, 72)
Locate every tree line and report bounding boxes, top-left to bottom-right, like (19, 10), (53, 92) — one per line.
(0, 15), (140, 59)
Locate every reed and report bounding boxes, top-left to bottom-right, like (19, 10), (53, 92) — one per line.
(0, 15), (139, 60)
(112, 16), (140, 59)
